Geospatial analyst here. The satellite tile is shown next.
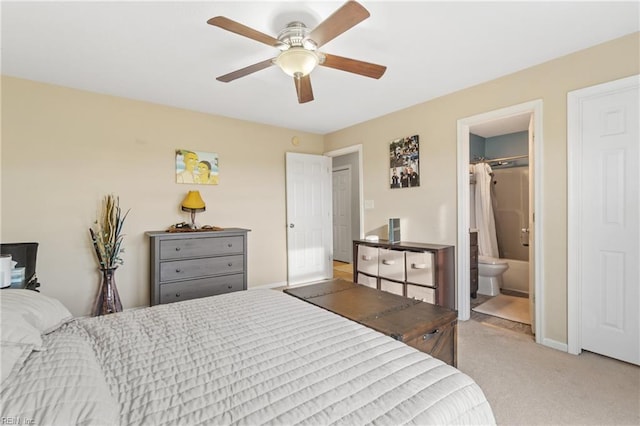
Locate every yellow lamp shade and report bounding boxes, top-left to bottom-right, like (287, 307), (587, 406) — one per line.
(181, 191), (206, 212)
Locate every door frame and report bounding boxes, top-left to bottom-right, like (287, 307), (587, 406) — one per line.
(456, 100), (544, 344)
(325, 144), (364, 239)
(567, 74), (639, 356)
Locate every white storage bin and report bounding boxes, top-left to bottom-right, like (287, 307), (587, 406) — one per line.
(405, 251), (435, 286)
(378, 249), (405, 281)
(357, 245), (379, 276)
(381, 279), (404, 296)
(407, 284), (435, 304)
(357, 273), (377, 289)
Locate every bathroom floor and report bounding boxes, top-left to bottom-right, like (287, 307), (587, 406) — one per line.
(471, 291), (534, 337)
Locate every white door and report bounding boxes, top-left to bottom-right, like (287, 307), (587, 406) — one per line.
(332, 167), (352, 263)
(568, 75), (639, 365)
(285, 152), (333, 286)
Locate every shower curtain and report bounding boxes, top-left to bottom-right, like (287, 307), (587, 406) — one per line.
(473, 163), (499, 258)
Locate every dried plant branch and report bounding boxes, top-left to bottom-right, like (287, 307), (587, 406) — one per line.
(89, 194), (130, 270)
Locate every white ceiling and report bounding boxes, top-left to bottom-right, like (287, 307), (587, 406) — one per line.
(2, 1), (638, 135)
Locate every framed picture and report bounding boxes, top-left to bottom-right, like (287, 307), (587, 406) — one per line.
(389, 134), (419, 189)
(175, 149), (219, 185)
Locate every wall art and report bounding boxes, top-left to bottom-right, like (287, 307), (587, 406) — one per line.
(389, 134), (419, 188)
(175, 149), (219, 185)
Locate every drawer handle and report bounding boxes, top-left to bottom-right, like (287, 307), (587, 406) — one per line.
(382, 259), (395, 265)
(228, 262), (233, 267)
(412, 263), (427, 269)
(175, 293), (180, 298)
(362, 255), (372, 261)
(423, 329), (439, 341)
(175, 268), (182, 273)
(227, 285), (233, 289)
(175, 247), (181, 252)
(228, 243), (233, 247)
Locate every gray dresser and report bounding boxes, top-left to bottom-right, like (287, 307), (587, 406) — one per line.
(146, 228), (250, 306)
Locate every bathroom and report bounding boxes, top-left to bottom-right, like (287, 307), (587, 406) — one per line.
(469, 127), (531, 327)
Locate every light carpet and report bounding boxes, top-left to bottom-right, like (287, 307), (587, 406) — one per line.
(457, 320), (640, 425)
(473, 293), (531, 325)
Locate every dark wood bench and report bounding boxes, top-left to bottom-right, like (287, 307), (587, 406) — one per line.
(284, 279), (458, 366)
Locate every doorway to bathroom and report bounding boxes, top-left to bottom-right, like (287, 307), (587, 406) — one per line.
(456, 100), (544, 344)
(469, 120), (533, 337)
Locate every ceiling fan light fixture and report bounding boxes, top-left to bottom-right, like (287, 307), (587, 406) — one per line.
(275, 47), (319, 77)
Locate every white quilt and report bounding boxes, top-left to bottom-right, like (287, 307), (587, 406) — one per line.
(2, 289), (495, 425)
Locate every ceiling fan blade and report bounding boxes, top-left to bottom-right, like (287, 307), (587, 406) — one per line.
(207, 16), (279, 47)
(295, 74), (314, 103)
(321, 53), (386, 79)
(308, 1), (370, 48)
(216, 58), (275, 83)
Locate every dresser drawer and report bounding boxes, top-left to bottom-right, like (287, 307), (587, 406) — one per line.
(159, 236), (243, 260)
(378, 249), (405, 281)
(160, 255), (244, 282)
(381, 278), (404, 296)
(357, 273), (377, 289)
(405, 251), (435, 286)
(356, 245), (379, 275)
(159, 274), (244, 304)
(406, 284), (435, 304)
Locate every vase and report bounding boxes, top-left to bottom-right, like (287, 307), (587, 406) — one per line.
(93, 267), (123, 316)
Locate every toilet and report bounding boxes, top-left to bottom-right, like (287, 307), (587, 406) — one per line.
(477, 255), (509, 296)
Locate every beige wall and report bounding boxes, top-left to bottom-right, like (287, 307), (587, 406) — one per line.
(324, 33), (640, 344)
(2, 33), (638, 341)
(1, 77), (324, 316)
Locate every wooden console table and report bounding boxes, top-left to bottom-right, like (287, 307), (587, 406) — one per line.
(352, 239), (456, 310)
(284, 279), (457, 366)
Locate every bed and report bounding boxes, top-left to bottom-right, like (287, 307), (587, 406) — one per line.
(1, 288), (495, 425)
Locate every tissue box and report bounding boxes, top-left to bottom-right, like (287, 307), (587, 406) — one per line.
(10, 267), (25, 288)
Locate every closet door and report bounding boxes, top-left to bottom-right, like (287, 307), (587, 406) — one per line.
(568, 75), (639, 365)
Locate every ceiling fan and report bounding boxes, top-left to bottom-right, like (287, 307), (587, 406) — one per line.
(207, 0), (387, 104)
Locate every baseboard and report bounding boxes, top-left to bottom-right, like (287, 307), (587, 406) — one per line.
(542, 337), (568, 352)
(249, 281), (288, 290)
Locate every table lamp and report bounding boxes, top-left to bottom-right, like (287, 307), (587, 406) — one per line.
(181, 191), (206, 229)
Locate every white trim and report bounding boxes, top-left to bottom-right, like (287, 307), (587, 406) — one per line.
(456, 100), (545, 347)
(542, 337), (569, 353)
(567, 74), (640, 356)
(456, 126), (471, 320)
(250, 281), (288, 290)
(325, 144), (364, 238)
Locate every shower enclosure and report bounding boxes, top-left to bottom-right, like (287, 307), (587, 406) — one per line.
(491, 164), (529, 294)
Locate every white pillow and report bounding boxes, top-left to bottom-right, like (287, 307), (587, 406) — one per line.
(0, 290), (73, 334)
(0, 312), (43, 348)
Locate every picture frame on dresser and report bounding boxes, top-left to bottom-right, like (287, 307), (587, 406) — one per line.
(146, 228), (250, 305)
